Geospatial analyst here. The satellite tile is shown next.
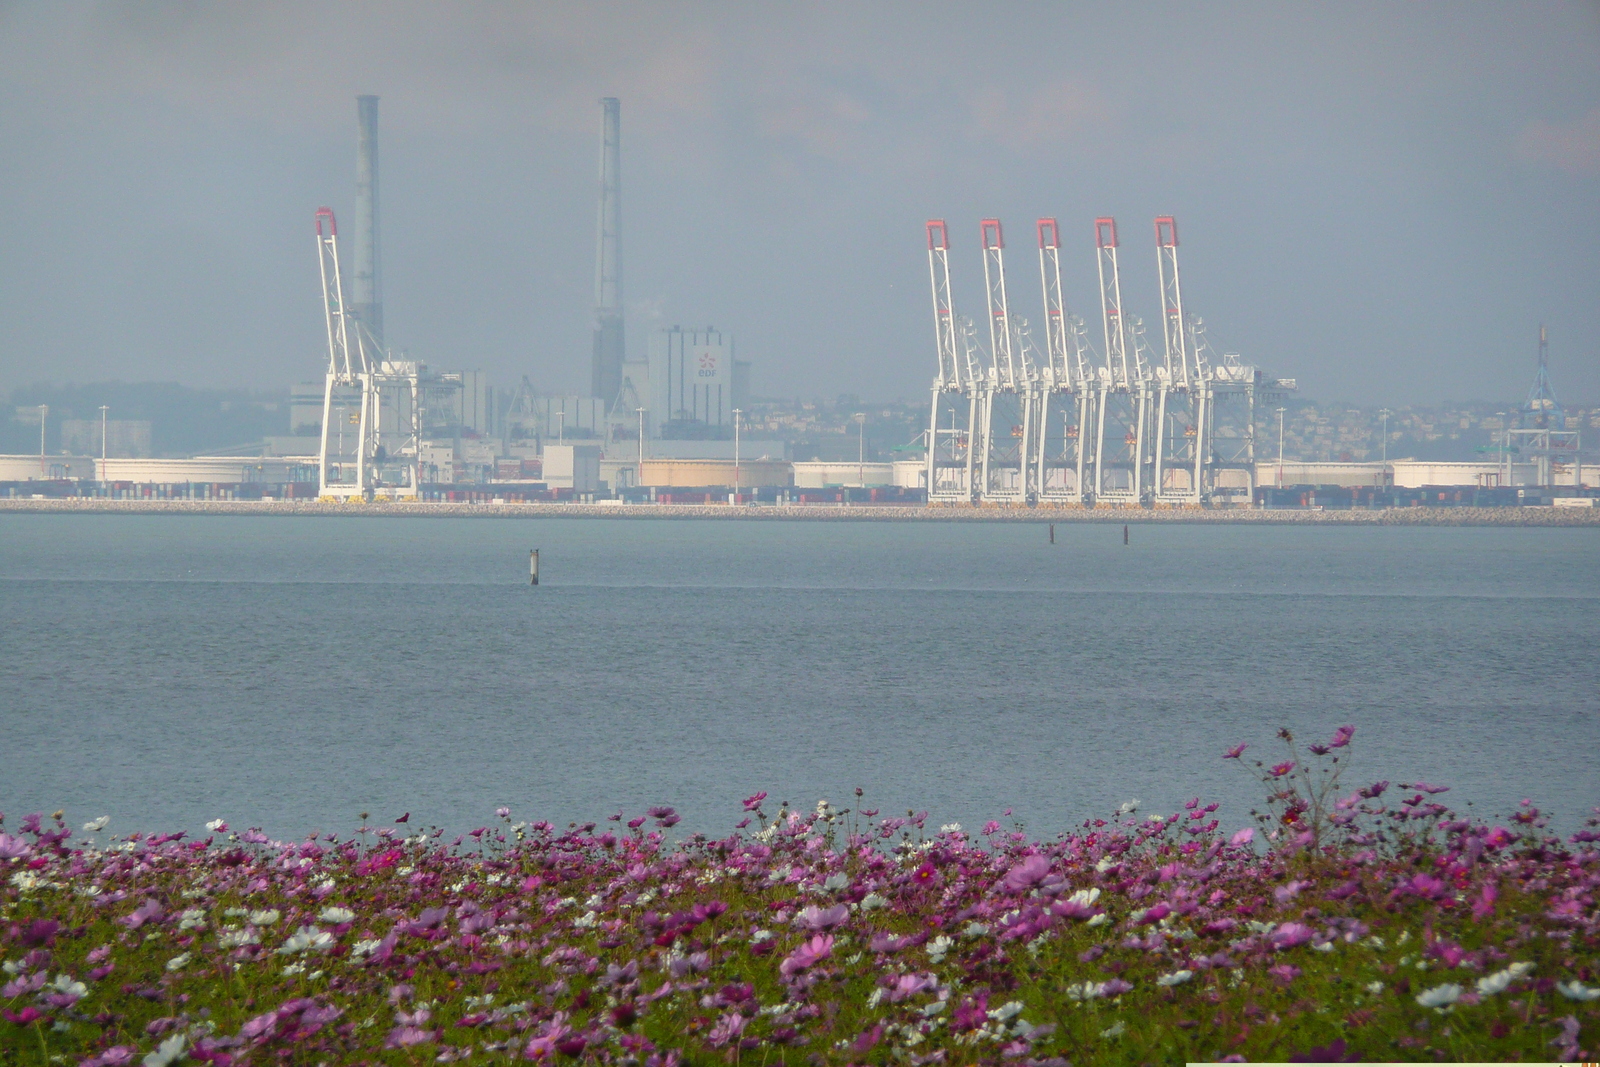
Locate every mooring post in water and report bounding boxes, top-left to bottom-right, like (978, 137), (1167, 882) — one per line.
(1123, 524), (1129, 546)
(1049, 523), (1055, 544)
(530, 549), (539, 586)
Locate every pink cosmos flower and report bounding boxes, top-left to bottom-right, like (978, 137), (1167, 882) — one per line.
(1268, 963), (1301, 986)
(1270, 922), (1315, 949)
(1230, 828), (1255, 846)
(742, 792), (767, 811)
(0, 833), (31, 860)
(1270, 761), (1296, 777)
(1330, 724), (1355, 748)
(1002, 855), (1052, 892)
(706, 1012), (748, 1048)
(779, 933), (834, 977)
(1222, 743), (1248, 759)
(794, 904), (848, 931)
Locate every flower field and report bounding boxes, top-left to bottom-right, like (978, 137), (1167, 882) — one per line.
(2, 729), (1597, 1065)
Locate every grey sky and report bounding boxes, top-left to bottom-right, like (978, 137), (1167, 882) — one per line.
(1, 1), (1596, 405)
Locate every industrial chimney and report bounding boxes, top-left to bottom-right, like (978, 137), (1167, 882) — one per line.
(592, 97), (623, 403)
(354, 95), (383, 345)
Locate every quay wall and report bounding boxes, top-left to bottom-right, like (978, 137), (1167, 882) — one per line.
(2, 498), (1598, 526)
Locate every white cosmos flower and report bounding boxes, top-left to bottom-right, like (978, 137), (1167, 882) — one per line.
(351, 939), (382, 957)
(219, 929), (260, 949)
(1557, 980), (1600, 1001)
(926, 935), (954, 963)
(317, 906), (355, 925)
(1477, 962), (1534, 996)
(49, 974), (88, 999)
(165, 953), (191, 972)
(859, 893), (888, 910)
(1414, 983), (1462, 1008)
(1100, 1021), (1126, 1039)
(1118, 799), (1141, 815)
(204, 820), (227, 833)
(1066, 887), (1101, 908)
(247, 909), (280, 926)
(1156, 970), (1194, 986)
(177, 909), (207, 931)
(276, 925), (334, 955)
(83, 817), (110, 833)
(143, 1034), (187, 1067)
(1365, 980), (1385, 994)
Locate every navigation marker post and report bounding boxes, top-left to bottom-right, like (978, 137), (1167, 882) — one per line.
(530, 549), (540, 586)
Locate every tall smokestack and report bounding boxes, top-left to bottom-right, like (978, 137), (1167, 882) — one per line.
(592, 97), (623, 403)
(354, 94), (383, 345)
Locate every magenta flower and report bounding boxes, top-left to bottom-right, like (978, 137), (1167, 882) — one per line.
(0, 832), (31, 860)
(1409, 782), (1450, 795)
(1330, 724), (1355, 748)
(1268, 963), (1302, 986)
(742, 792), (767, 811)
(1270, 761), (1295, 777)
(1222, 743), (1248, 759)
(779, 933), (834, 977)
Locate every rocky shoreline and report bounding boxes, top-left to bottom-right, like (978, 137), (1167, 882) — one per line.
(3, 496), (1598, 525)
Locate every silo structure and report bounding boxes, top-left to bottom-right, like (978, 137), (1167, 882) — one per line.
(592, 97), (624, 403)
(354, 95), (383, 345)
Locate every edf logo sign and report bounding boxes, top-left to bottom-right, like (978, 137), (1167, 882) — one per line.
(696, 349), (721, 378)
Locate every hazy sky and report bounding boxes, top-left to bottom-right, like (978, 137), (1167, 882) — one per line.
(1, 1), (1596, 406)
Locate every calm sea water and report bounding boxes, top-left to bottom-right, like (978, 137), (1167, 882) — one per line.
(1, 514), (1595, 840)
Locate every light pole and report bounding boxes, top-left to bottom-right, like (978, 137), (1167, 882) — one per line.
(99, 405), (109, 488)
(855, 413), (866, 490)
(38, 404), (48, 476)
(636, 407), (646, 492)
(556, 411), (565, 445)
(1378, 407), (1392, 482)
(732, 408), (742, 502)
(1275, 407), (1287, 490)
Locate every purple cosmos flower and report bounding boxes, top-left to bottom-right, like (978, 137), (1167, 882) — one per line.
(742, 792), (767, 811)
(0, 832), (31, 860)
(1270, 761), (1296, 777)
(1222, 743), (1248, 759)
(1330, 724), (1355, 748)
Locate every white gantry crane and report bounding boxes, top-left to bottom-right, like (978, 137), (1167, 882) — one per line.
(315, 207), (373, 498)
(979, 219), (1035, 502)
(314, 207), (422, 500)
(1152, 216), (1205, 504)
(1035, 218), (1093, 502)
(1092, 217), (1150, 503)
(924, 220), (981, 502)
